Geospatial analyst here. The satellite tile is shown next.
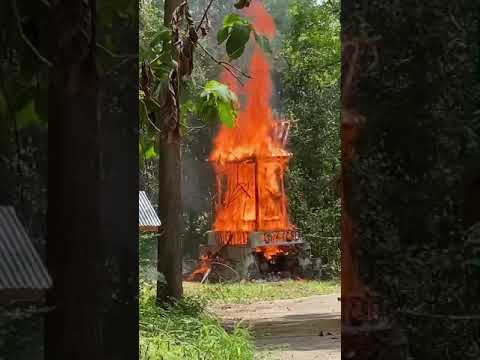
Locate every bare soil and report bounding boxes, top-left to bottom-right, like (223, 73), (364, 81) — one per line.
(209, 293), (341, 360)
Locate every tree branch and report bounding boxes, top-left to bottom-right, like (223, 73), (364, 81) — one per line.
(197, 42), (251, 85)
(12, 0), (53, 67)
(146, 113), (162, 133)
(196, 0), (215, 32)
(96, 42), (138, 59)
(150, 48), (167, 65)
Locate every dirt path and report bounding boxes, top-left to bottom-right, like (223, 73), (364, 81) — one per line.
(210, 294), (341, 360)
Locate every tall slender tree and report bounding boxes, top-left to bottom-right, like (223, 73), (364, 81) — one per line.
(156, 0), (185, 302)
(47, 2), (103, 357)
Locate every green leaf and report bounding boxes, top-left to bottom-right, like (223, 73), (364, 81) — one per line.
(226, 24), (251, 59)
(227, 44), (246, 60)
(217, 27), (230, 45)
(218, 14), (252, 59)
(254, 33), (272, 55)
(139, 99), (150, 126)
(16, 100), (41, 129)
(144, 146), (157, 160)
(196, 80), (238, 127)
(201, 80), (238, 103)
(222, 13), (247, 27)
(202, 81), (233, 100)
(217, 101), (236, 128)
(150, 29), (171, 47)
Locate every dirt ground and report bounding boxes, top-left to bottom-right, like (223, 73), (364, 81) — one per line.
(209, 294), (341, 360)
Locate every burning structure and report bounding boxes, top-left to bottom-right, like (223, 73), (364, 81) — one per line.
(191, 1), (316, 282)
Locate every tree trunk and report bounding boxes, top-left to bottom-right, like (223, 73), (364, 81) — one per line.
(164, 0), (183, 26)
(157, 139), (183, 302)
(97, 5), (139, 359)
(156, 0), (185, 303)
(46, 37), (104, 360)
(46, 1), (138, 358)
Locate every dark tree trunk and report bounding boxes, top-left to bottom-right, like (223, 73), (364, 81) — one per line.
(97, 6), (139, 360)
(47, 37), (104, 360)
(46, 1), (138, 358)
(156, 0), (184, 303)
(164, 0), (183, 26)
(157, 139), (183, 302)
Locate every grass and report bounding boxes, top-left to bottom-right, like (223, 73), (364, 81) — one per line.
(139, 285), (255, 360)
(139, 279), (339, 359)
(184, 279), (340, 305)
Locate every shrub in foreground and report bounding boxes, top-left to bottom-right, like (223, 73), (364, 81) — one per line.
(139, 285), (254, 360)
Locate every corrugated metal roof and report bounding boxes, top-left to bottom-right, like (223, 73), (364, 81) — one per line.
(0, 206), (52, 291)
(139, 191), (161, 228)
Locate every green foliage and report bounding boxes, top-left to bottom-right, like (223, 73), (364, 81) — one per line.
(0, 1), (50, 132)
(139, 285), (255, 360)
(138, 2), (258, 164)
(284, 0), (340, 85)
(281, 0), (341, 273)
(0, 306), (47, 360)
(139, 233), (158, 282)
(218, 14), (252, 60)
(196, 80), (238, 127)
(184, 280), (340, 305)
(217, 13), (273, 59)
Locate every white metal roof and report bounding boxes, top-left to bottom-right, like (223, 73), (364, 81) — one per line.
(0, 206), (52, 291)
(139, 191), (161, 228)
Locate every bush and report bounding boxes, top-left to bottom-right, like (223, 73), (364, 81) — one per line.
(139, 285), (255, 360)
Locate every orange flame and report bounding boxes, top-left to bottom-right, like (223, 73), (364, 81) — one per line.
(256, 246), (287, 261)
(243, 0), (277, 39)
(187, 255), (211, 281)
(210, 1), (294, 242)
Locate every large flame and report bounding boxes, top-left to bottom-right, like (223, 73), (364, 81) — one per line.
(210, 1), (294, 244)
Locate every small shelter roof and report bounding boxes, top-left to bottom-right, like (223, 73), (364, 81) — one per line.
(0, 206), (52, 304)
(139, 191), (161, 232)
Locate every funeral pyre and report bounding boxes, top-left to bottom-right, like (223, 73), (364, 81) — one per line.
(187, 1), (319, 283)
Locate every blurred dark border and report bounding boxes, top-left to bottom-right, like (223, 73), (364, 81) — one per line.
(0, 1), (139, 359)
(341, 1), (480, 359)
